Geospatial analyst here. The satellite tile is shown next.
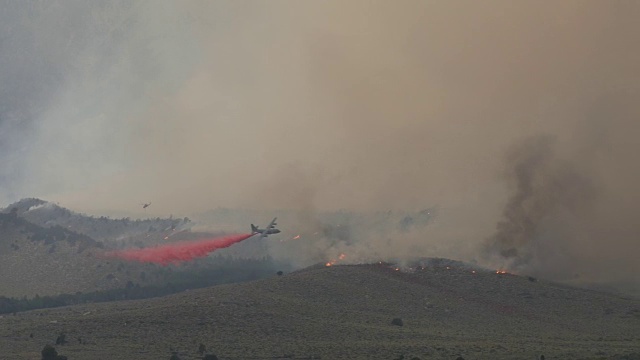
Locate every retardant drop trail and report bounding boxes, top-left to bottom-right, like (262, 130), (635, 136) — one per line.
(104, 233), (253, 265)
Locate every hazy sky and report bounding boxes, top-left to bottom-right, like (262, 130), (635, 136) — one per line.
(1, 1), (639, 282)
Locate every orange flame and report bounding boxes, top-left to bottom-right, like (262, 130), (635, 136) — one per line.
(293, 235), (301, 240)
(495, 269), (508, 274)
(325, 253), (348, 267)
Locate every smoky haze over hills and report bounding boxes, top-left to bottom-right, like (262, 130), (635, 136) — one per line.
(0, 1), (639, 287)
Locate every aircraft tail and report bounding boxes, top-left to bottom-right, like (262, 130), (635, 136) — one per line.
(251, 224), (258, 233)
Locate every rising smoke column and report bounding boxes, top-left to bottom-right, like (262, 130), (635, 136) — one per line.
(483, 135), (599, 272)
(105, 233), (253, 265)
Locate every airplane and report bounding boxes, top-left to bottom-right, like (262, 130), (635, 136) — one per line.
(251, 217), (281, 239)
(141, 202), (151, 209)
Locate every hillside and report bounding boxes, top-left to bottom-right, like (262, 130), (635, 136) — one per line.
(0, 211), (281, 298)
(0, 262), (637, 360)
(4, 198), (192, 244)
(0, 211), (123, 297)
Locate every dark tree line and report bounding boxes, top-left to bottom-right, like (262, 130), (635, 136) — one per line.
(0, 257), (286, 315)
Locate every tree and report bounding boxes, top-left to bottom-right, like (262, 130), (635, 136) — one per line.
(198, 343), (207, 355)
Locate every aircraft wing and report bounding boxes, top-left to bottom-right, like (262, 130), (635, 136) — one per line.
(258, 217), (277, 240)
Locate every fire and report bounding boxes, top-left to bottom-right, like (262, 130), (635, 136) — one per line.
(495, 269), (508, 274)
(280, 234), (302, 242)
(325, 253), (347, 267)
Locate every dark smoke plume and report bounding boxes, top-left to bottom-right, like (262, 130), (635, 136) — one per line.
(484, 135), (599, 272)
(0, 1), (638, 290)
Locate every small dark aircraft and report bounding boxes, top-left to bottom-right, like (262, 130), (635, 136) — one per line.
(251, 217), (280, 240)
(141, 202), (151, 209)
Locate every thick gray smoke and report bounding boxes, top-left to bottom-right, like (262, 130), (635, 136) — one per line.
(483, 135), (599, 272)
(0, 1), (639, 287)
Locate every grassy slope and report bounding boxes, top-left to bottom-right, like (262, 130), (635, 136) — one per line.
(0, 211), (244, 298)
(0, 213), (127, 298)
(0, 263), (638, 360)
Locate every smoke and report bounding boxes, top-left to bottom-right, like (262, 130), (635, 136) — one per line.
(1, 1), (639, 285)
(482, 109), (640, 285)
(483, 135), (599, 272)
(104, 233), (253, 265)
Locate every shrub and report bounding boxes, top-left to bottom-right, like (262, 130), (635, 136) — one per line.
(203, 355), (219, 360)
(41, 345), (57, 360)
(55, 333), (67, 345)
(391, 318), (403, 326)
(41, 345), (68, 360)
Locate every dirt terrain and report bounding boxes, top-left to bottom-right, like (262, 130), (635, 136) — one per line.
(0, 262), (638, 360)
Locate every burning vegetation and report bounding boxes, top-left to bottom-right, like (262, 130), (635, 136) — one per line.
(325, 253), (347, 267)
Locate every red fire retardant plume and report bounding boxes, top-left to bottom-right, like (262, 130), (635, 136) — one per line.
(105, 233), (253, 265)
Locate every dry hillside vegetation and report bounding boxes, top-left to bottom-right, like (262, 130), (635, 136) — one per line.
(0, 263), (638, 359)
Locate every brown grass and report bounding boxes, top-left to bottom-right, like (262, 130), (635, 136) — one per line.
(0, 263), (638, 359)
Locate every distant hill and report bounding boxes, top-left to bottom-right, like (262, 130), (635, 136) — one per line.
(0, 210), (121, 297)
(0, 207), (283, 298)
(3, 198), (192, 244)
(0, 262), (637, 359)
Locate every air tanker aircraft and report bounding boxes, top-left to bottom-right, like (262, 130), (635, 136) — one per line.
(251, 217), (280, 239)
